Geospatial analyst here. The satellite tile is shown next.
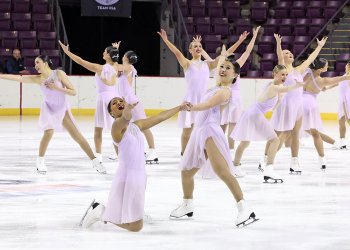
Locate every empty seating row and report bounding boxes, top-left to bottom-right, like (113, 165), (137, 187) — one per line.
(0, 0), (49, 14)
(0, 12), (53, 31)
(0, 31), (56, 49)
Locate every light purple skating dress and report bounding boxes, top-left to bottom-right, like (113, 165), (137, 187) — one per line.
(117, 65), (146, 122)
(103, 122), (146, 224)
(231, 83), (278, 141)
(271, 70), (304, 131)
(338, 77), (350, 120)
(38, 70), (77, 132)
(178, 60), (210, 128)
(95, 64), (117, 130)
(302, 68), (323, 131)
(180, 86), (233, 171)
(220, 76), (243, 125)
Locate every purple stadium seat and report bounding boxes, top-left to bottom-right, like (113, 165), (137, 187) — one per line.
(290, 1), (307, 18)
(325, 1), (343, 19)
(309, 18), (326, 37)
(211, 17), (229, 35)
(0, 0), (11, 12)
(12, 12), (32, 31)
(294, 18), (309, 35)
(207, 1), (224, 18)
(203, 34), (221, 53)
(195, 17), (211, 34)
(227, 35), (246, 53)
(178, 0), (189, 16)
(251, 1), (268, 23)
(307, 1), (324, 18)
(13, 0), (31, 13)
(264, 19), (279, 36)
(31, 0), (49, 14)
(246, 70), (262, 77)
(335, 54), (350, 72)
(32, 13), (52, 31)
(225, 1), (240, 21)
(234, 19), (252, 35)
(321, 71), (338, 77)
(183, 17), (195, 34)
(281, 35), (294, 50)
(263, 70), (273, 78)
(293, 35), (311, 55)
(260, 53), (277, 71)
(18, 30), (37, 48)
(41, 49), (60, 67)
(279, 18), (295, 36)
(38, 31), (56, 49)
(22, 48), (40, 67)
(258, 35), (275, 55)
(0, 31), (18, 48)
(274, 1), (292, 18)
(0, 48), (13, 61)
(0, 12), (11, 31)
(190, 0), (206, 17)
(240, 0), (249, 4)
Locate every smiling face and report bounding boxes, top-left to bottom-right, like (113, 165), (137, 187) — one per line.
(273, 68), (288, 85)
(34, 57), (47, 73)
(218, 61), (238, 84)
(282, 50), (294, 64)
(189, 41), (203, 58)
(108, 97), (126, 118)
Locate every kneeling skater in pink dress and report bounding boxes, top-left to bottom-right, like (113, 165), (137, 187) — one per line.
(80, 97), (189, 232)
(170, 47), (258, 227)
(231, 65), (303, 183)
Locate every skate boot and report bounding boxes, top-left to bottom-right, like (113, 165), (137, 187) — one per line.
(263, 165), (283, 183)
(36, 156), (47, 174)
(146, 148), (159, 164)
(232, 165), (246, 178)
(95, 153), (103, 163)
(332, 138), (347, 150)
(92, 158), (106, 174)
(319, 156), (327, 170)
(80, 200), (105, 228)
(258, 155), (267, 172)
(235, 200), (259, 227)
(169, 199), (194, 219)
(230, 149), (235, 159)
(290, 157), (302, 174)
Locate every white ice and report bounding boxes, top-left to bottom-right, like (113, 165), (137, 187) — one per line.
(0, 116), (350, 250)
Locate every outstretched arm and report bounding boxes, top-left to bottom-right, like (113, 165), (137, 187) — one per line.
(135, 103), (189, 131)
(227, 31), (249, 56)
(191, 88), (230, 111)
(274, 34), (284, 65)
(236, 27), (261, 67)
(45, 70), (76, 96)
(320, 74), (350, 87)
(158, 29), (190, 70)
(271, 81), (304, 94)
(296, 37), (328, 73)
(0, 74), (40, 84)
(59, 41), (103, 74)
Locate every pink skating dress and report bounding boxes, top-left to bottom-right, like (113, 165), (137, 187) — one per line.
(178, 60), (210, 128)
(302, 68), (323, 131)
(338, 77), (350, 120)
(231, 83), (278, 141)
(94, 64), (118, 130)
(180, 86), (233, 171)
(271, 70), (304, 131)
(117, 65), (146, 122)
(103, 122), (146, 224)
(38, 70), (77, 132)
(220, 76), (243, 125)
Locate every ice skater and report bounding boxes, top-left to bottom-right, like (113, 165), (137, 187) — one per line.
(79, 97), (189, 232)
(338, 61), (350, 149)
(301, 57), (350, 169)
(170, 47), (258, 227)
(269, 34), (327, 174)
(111, 42), (159, 164)
(59, 41), (119, 164)
(0, 55), (105, 174)
(231, 65), (303, 182)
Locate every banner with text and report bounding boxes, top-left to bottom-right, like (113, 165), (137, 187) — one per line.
(81, 0), (132, 18)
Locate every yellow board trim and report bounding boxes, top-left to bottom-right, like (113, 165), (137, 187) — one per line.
(0, 108), (340, 120)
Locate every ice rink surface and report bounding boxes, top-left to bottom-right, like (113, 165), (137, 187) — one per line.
(1, 116), (350, 250)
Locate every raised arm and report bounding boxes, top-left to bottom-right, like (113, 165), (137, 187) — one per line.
(49, 70), (77, 96)
(59, 41), (103, 74)
(157, 29), (190, 70)
(319, 74), (350, 87)
(227, 31), (249, 56)
(271, 81), (304, 94)
(236, 26), (261, 67)
(0, 74), (40, 84)
(296, 37), (328, 74)
(274, 34), (284, 65)
(191, 88), (230, 111)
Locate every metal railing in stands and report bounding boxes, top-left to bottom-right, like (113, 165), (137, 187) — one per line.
(295, 0), (350, 63)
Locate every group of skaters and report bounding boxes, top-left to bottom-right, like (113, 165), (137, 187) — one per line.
(1, 26), (350, 232)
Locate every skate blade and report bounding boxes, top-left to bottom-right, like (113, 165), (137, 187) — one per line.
(258, 166), (264, 172)
(169, 212), (194, 220)
(146, 159), (159, 165)
(236, 213), (259, 228)
(289, 168), (302, 175)
(36, 169), (47, 175)
(263, 176), (283, 183)
(79, 199), (95, 227)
